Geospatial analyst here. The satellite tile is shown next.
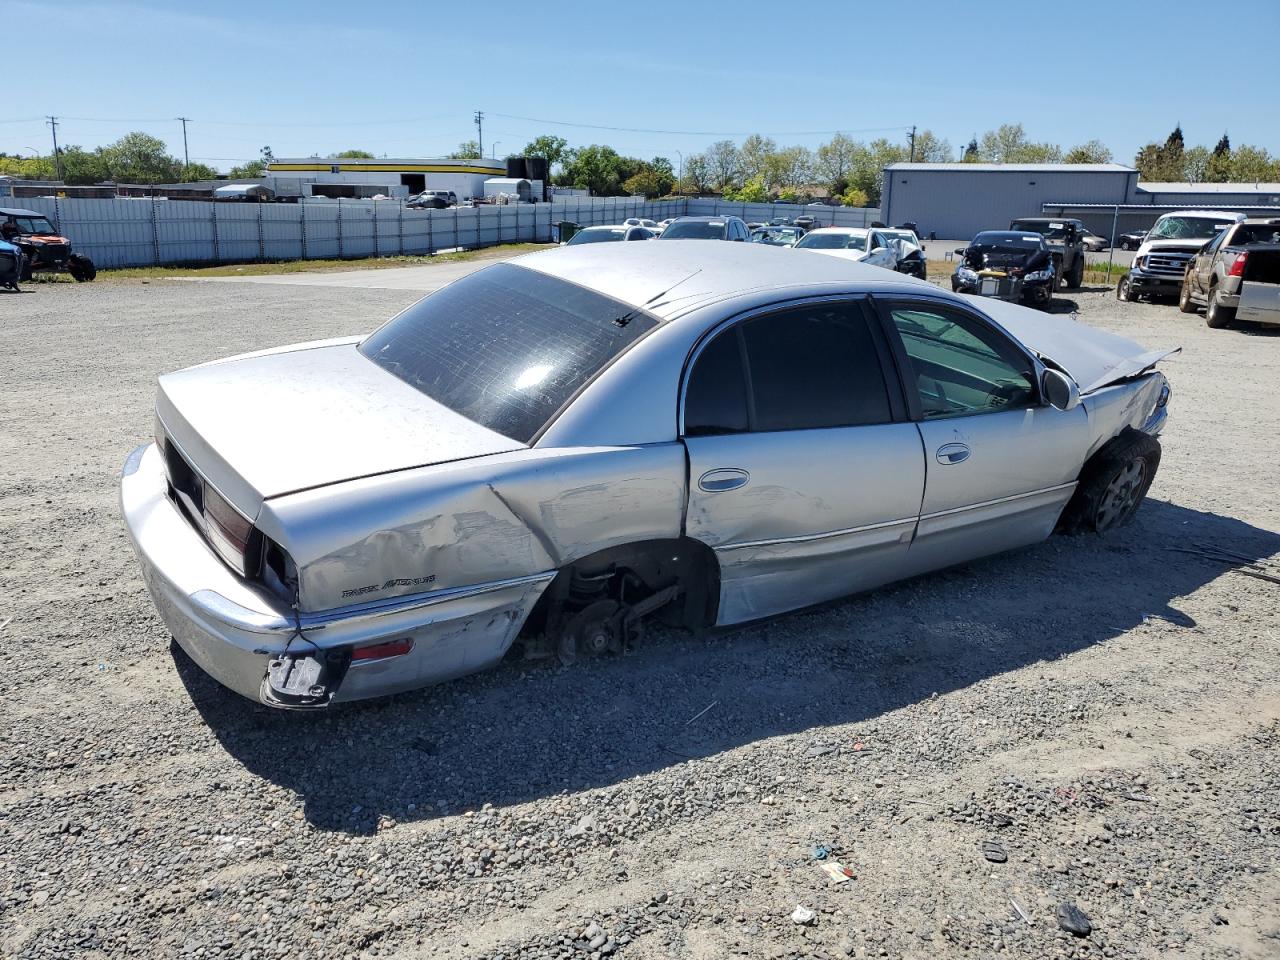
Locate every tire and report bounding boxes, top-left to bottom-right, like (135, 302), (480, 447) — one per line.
(1205, 287), (1235, 328)
(1059, 429), (1161, 535)
(1066, 256), (1084, 290)
(19, 257), (32, 282)
(1178, 275), (1198, 313)
(1116, 274), (1133, 302)
(69, 255), (96, 282)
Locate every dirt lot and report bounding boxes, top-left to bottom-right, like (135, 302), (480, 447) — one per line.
(1, 268), (1278, 960)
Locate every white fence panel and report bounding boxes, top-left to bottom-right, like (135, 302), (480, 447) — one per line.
(9, 194), (877, 269)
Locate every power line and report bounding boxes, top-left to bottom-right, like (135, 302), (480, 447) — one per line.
(485, 111), (912, 138)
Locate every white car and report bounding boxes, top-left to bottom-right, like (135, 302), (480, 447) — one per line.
(624, 218), (660, 230)
(793, 227), (901, 270)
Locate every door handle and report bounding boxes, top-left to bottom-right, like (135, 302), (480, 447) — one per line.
(936, 442), (970, 465)
(698, 468), (750, 492)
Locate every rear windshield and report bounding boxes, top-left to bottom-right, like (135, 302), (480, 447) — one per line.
(661, 220), (727, 239)
(795, 232), (866, 251)
(360, 263), (657, 443)
(566, 228), (625, 244)
(1230, 223), (1280, 245)
(1010, 220), (1073, 239)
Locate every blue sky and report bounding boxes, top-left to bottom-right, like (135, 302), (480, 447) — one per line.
(5, 0), (1278, 172)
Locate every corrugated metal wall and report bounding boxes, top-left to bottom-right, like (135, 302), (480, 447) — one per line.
(11, 197), (881, 269)
(882, 169), (1134, 239)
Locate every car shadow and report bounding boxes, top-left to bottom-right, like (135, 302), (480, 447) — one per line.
(176, 498), (1280, 834)
(1046, 297), (1081, 314)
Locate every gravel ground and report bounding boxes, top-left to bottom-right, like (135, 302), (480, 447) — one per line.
(2, 270), (1278, 960)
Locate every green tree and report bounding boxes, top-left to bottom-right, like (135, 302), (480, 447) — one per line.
(962, 137), (980, 162)
(99, 132), (180, 183)
(178, 163), (220, 182)
(1064, 139), (1114, 164)
(58, 146), (109, 185)
(523, 135), (571, 172)
(678, 154), (710, 194)
(763, 146), (812, 190)
(334, 149), (375, 159)
(622, 160), (674, 198)
(978, 123), (1062, 163)
(1205, 133), (1232, 183)
(838, 185), (870, 207)
(448, 140), (482, 159)
(0, 154), (55, 179)
(1182, 146), (1211, 183)
(911, 129), (952, 162)
(737, 134), (777, 182)
(703, 139), (740, 191)
(723, 176), (769, 203)
(848, 138), (907, 205)
(1231, 145), (1280, 182)
(561, 144), (641, 196)
(227, 159), (267, 178)
(814, 133), (857, 193)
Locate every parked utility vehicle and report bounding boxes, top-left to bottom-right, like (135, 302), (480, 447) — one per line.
(1009, 218), (1086, 289)
(0, 207), (96, 281)
(1178, 217), (1280, 328)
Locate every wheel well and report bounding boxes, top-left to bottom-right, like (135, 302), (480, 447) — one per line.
(521, 537), (720, 639)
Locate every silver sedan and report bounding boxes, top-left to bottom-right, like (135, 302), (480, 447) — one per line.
(121, 243), (1174, 709)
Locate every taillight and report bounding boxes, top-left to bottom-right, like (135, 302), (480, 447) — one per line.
(1228, 253), (1247, 277)
(351, 638), (414, 663)
(203, 484), (256, 575)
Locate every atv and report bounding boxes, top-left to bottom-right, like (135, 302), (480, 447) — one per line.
(0, 207), (96, 282)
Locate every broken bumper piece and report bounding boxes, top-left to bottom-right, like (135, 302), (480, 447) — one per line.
(120, 443), (556, 708)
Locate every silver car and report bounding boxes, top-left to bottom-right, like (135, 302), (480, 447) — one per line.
(121, 243), (1174, 709)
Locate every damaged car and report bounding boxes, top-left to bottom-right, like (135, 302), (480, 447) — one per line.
(953, 231), (1057, 309)
(121, 243), (1174, 709)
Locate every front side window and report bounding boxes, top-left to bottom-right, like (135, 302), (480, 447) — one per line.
(684, 302), (892, 435)
(888, 305), (1036, 419)
(361, 263), (656, 443)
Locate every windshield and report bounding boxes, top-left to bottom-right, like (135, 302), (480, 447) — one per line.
(360, 263), (657, 443)
(10, 216), (57, 235)
(752, 228), (802, 246)
(795, 232), (866, 251)
(1147, 216), (1235, 241)
(880, 230), (917, 245)
(661, 220), (727, 240)
(1010, 219), (1074, 240)
(566, 227), (626, 245)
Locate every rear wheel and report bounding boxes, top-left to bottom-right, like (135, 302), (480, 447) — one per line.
(1205, 287), (1235, 328)
(1059, 430), (1161, 535)
(1178, 275), (1198, 313)
(1116, 274), (1134, 302)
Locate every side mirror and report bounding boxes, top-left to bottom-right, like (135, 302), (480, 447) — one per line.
(1042, 369), (1080, 411)
(954, 247), (966, 256)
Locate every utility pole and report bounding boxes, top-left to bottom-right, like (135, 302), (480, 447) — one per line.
(474, 110), (484, 158)
(176, 117), (191, 171)
(47, 116), (62, 181)
(908, 125), (917, 163)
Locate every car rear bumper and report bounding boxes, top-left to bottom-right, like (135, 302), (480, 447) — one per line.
(120, 443), (554, 707)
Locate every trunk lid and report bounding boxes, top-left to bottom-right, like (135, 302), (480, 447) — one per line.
(156, 340), (523, 516)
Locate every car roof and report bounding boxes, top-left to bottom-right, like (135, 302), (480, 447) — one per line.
(1011, 217), (1080, 224)
(0, 207), (45, 217)
(804, 226), (870, 235)
(974, 230), (1044, 242)
(672, 215), (739, 222)
(512, 240), (908, 321)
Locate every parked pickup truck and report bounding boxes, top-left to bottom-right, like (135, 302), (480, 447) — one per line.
(1009, 217), (1085, 289)
(1119, 210), (1244, 303)
(1178, 217), (1280, 328)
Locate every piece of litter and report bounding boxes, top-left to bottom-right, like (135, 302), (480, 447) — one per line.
(0, 616), (12, 632)
(1010, 897), (1032, 925)
(818, 861), (854, 884)
(811, 844), (830, 861)
(981, 840), (1008, 863)
(790, 905), (816, 925)
(685, 700), (718, 725)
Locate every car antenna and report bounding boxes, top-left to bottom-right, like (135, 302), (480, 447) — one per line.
(614, 268), (703, 327)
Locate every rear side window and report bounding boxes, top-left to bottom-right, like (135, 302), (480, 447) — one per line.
(360, 263), (656, 443)
(684, 302), (892, 435)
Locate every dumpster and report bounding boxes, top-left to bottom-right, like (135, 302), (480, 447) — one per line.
(557, 220), (580, 244)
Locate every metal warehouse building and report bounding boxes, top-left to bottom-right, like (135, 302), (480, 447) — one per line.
(264, 157), (507, 201)
(882, 163), (1280, 239)
(881, 163), (1137, 239)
